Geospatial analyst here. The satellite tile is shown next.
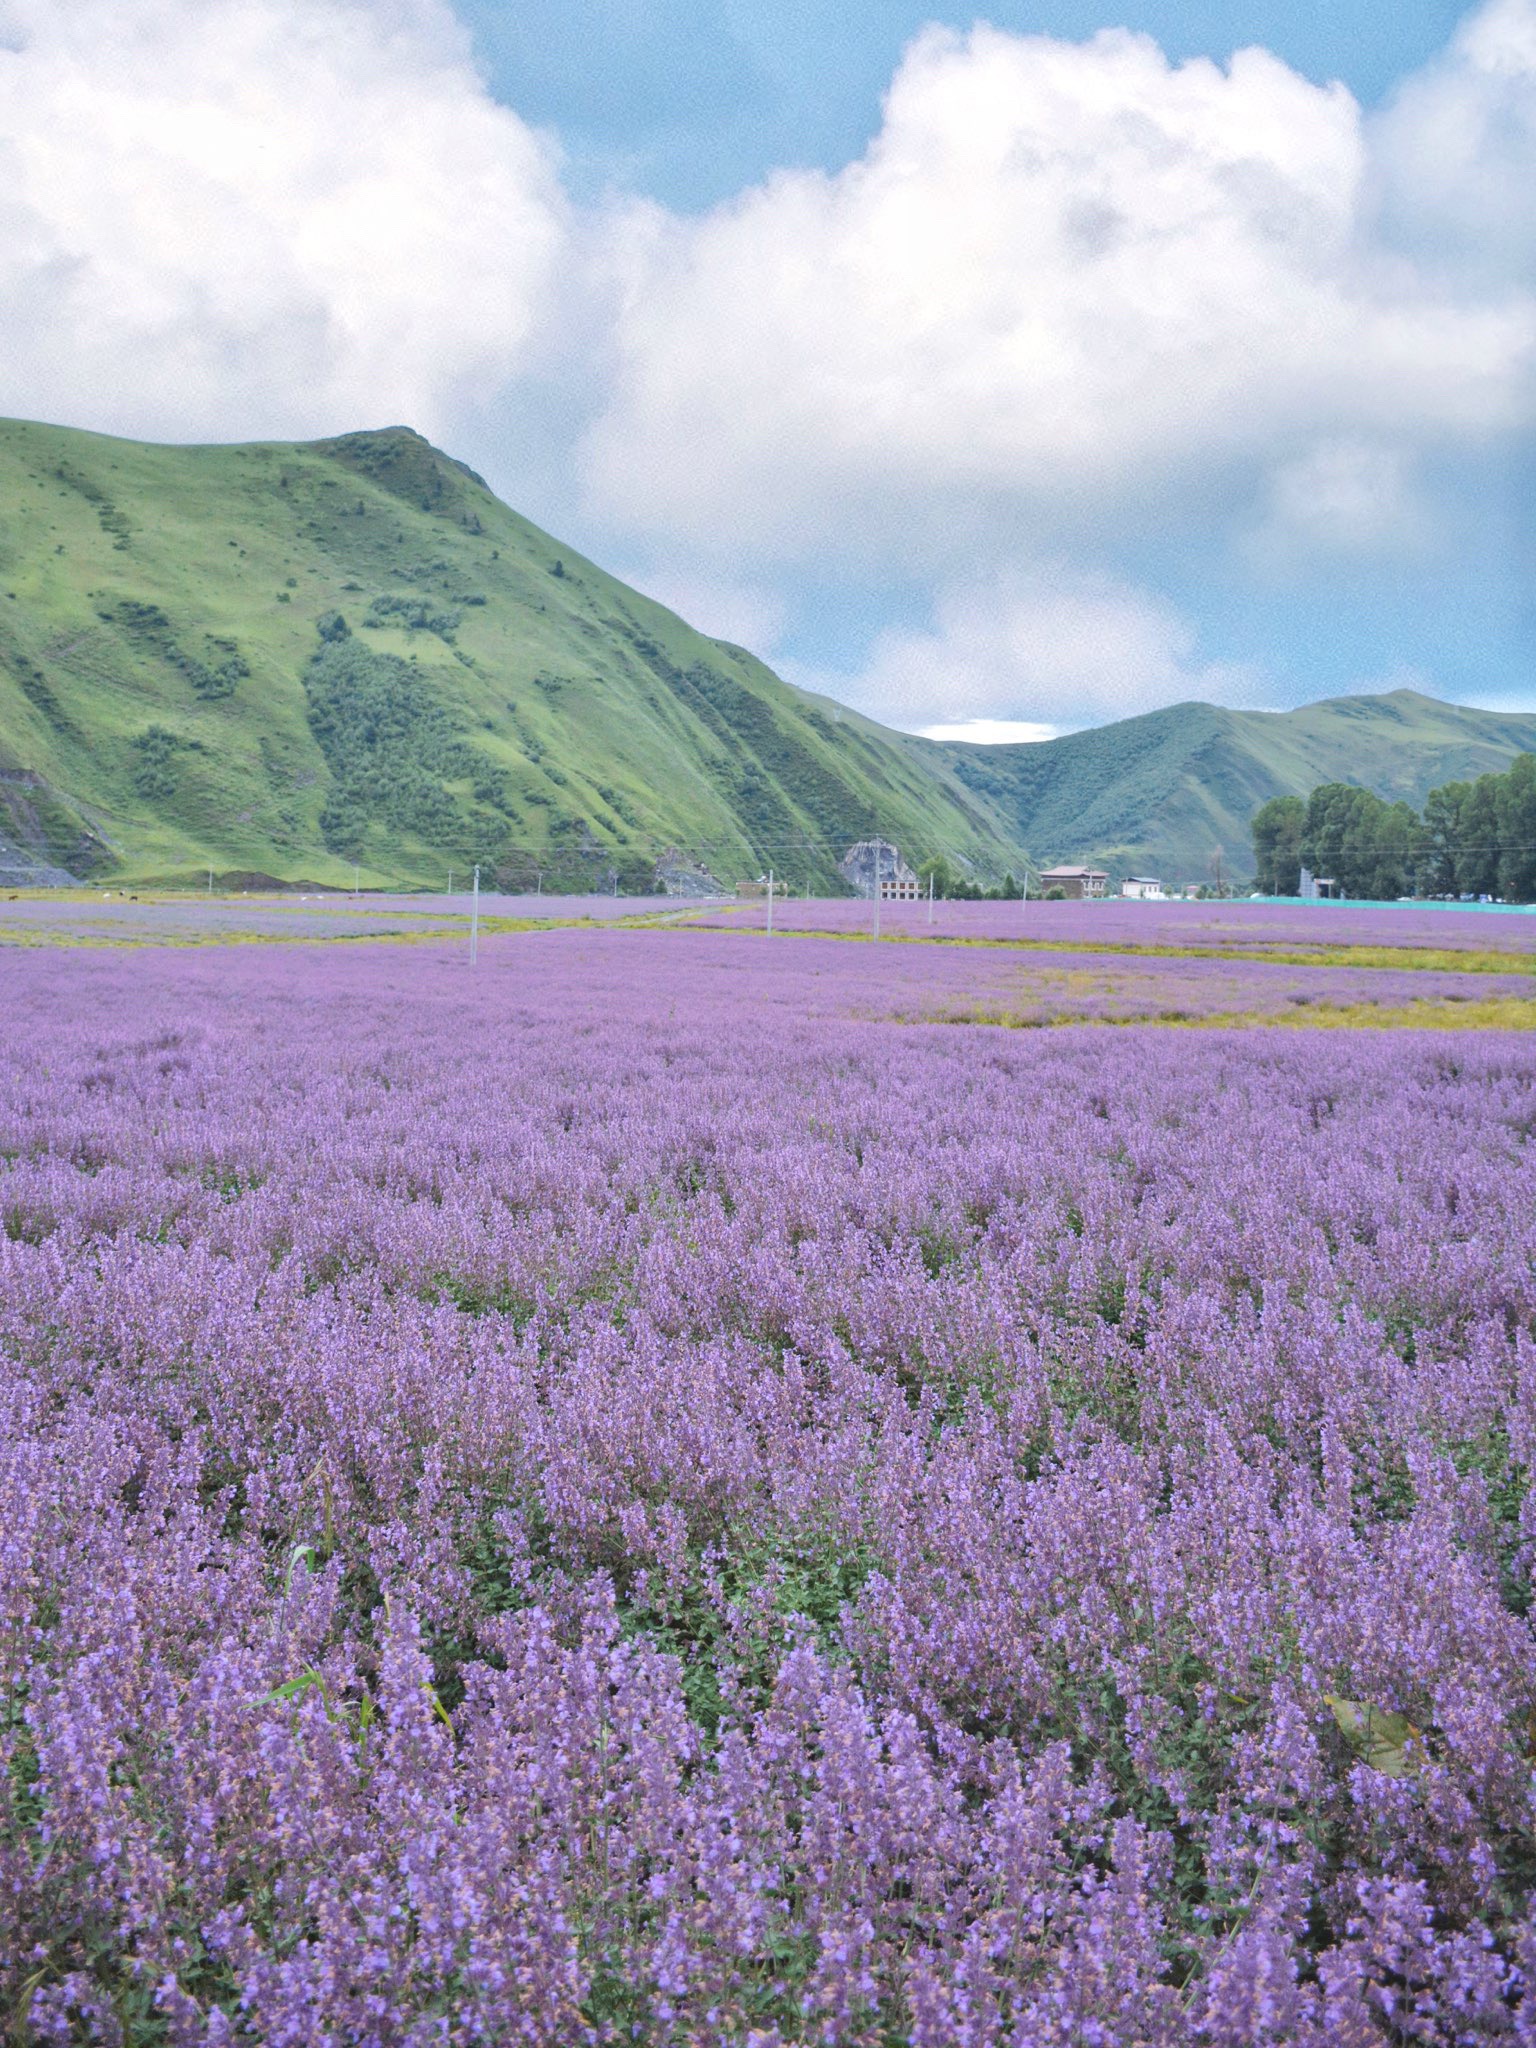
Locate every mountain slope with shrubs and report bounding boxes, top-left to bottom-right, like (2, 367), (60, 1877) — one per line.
(0, 417), (1015, 889)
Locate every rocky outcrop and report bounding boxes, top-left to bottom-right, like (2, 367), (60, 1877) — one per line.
(0, 768), (104, 885)
(654, 850), (732, 897)
(837, 838), (916, 899)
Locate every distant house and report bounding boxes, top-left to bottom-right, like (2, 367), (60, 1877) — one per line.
(1039, 865), (1108, 901)
(1121, 876), (1164, 901)
(880, 874), (922, 901)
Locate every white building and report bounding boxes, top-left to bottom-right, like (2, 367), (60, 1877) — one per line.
(1121, 876), (1165, 901)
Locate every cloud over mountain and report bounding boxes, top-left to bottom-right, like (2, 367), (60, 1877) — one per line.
(0, 0), (568, 441)
(782, 566), (1261, 731)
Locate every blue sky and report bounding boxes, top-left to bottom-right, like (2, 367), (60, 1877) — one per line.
(0, 0), (1530, 738)
(463, 0), (1468, 208)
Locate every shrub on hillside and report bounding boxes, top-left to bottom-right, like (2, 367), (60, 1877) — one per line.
(363, 594), (461, 640)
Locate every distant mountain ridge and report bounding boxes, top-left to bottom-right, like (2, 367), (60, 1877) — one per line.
(0, 413), (1529, 892)
(0, 417), (1014, 889)
(925, 691), (1536, 886)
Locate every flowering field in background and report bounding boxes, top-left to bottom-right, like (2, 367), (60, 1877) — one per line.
(7, 891), (1536, 980)
(2, 931), (1535, 2043)
(693, 895), (1536, 957)
(6, 915), (1533, 1027)
(0, 891), (664, 947)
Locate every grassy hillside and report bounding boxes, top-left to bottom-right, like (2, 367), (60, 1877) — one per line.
(0, 418), (1015, 890)
(928, 692), (1536, 887)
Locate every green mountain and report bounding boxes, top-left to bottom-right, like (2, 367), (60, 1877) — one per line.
(4, 415), (1529, 896)
(927, 691), (1536, 887)
(0, 418), (1015, 890)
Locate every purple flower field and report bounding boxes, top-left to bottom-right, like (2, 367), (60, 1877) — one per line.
(3, 932), (1535, 2043)
(694, 896), (1536, 955)
(0, 891), (670, 947)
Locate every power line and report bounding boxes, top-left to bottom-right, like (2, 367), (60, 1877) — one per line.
(434, 830), (1039, 884)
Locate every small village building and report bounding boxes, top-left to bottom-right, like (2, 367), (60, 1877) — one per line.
(1039, 865), (1109, 901)
(1121, 876), (1164, 901)
(880, 874), (923, 901)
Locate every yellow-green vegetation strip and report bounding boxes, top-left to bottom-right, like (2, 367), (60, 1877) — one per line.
(0, 912), (626, 951)
(682, 913), (1536, 977)
(928, 997), (1536, 1032)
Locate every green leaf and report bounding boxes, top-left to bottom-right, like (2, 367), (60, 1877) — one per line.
(255, 1667), (339, 1720)
(1324, 1694), (1420, 1777)
(282, 1541), (318, 1597)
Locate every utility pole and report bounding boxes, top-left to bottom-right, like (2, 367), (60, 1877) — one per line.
(766, 869), (774, 936)
(207, 865), (213, 897)
(447, 867), (453, 896)
(927, 870), (934, 926)
(470, 864), (480, 965)
(873, 840), (882, 941)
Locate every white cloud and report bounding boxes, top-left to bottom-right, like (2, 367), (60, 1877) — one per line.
(919, 718), (1061, 744)
(0, 0), (569, 442)
(1244, 437), (1433, 569)
(617, 566), (787, 653)
(1371, 0), (1536, 287)
(584, 10), (1536, 568)
(783, 566), (1261, 731)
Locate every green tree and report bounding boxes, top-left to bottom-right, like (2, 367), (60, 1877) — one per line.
(1497, 753), (1536, 903)
(1372, 800), (1421, 901)
(1460, 775), (1502, 898)
(1420, 781), (1469, 897)
(1302, 784), (1366, 895)
(916, 855), (959, 899)
(1251, 795), (1304, 894)
(1302, 784), (1420, 900)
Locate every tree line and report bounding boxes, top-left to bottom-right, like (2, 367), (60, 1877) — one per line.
(1251, 754), (1536, 902)
(916, 855), (1024, 900)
